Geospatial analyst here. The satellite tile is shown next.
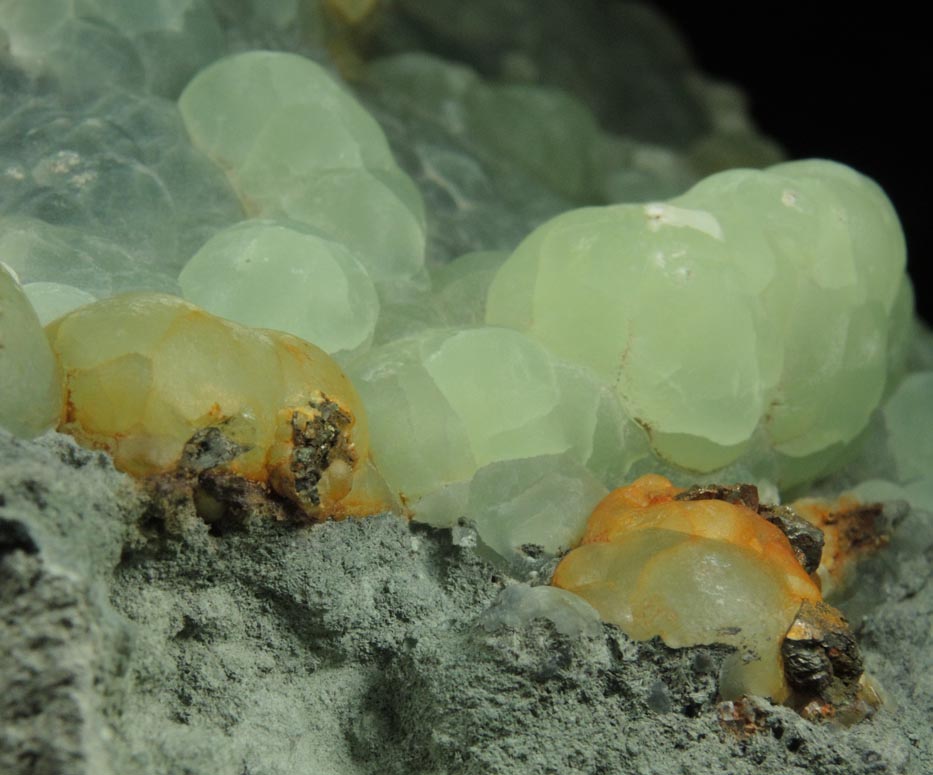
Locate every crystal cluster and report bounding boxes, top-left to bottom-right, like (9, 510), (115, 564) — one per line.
(364, 51), (780, 210)
(0, 0), (927, 690)
(178, 50), (427, 289)
(45, 292), (388, 518)
(346, 326), (620, 548)
(0, 0), (920, 553)
(0, 92), (243, 296)
(553, 474), (869, 710)
(179, 220), (379, 359)
(487, 160), (911, 481)
(0, 0), (225, 97)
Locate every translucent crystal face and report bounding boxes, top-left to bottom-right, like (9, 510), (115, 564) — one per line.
(45, 292), (389, 519)
(882, 371), (933, 485)
(0, 0), (225, 96)
(178, 50), (426, 286)
(552, 474), (822, 701)
(463, 82), (603, 201)
(22, 281), (96, 325)
(0, 264), (63, 438)
(0, 88), (243, 292)
(487, 160), (909, 478)
(465, 454), (608, 558)
(428, 250), (507, 328)
(346, 326), (612, 520)
(179, 220), (379, 358)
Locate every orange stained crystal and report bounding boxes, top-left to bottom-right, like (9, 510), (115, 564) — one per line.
(46, 292), (391, 520)
(552, 474), (822, 701)
(791, 495), (892, 597)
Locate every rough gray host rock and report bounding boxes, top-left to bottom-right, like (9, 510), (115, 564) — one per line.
(1, 430), (931, 775)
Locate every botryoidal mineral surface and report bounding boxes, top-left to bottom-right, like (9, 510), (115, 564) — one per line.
(1, 2), (932, 775)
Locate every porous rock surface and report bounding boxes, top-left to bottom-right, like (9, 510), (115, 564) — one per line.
(2, 430), (931, 775)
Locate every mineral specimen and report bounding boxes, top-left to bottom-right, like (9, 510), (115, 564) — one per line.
(21, 281), (97, 325)
(552, 474), (867, 705)
(0, 264), (63, 438)
(0, 1), (928, 772)
(487, 160), (911, 482)
(0, 0), (225, 97)
(346, 326), (619, 522)
(179, 219), (379, 358)
(45, 292), (389, 518)
(178, 50), (427, 287)
(0, 89), (244, 285)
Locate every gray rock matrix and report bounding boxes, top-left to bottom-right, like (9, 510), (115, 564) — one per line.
(2, 431), (931, 775)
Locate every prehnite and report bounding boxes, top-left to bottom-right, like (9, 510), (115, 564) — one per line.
(178, 50), (427, 288)
(0, 156), (914, 529)
(487, 159), (911, 475)
(553, 474), (872, 714)
(0, 47), (909, 477)
(44, 292), (390, 519)
(0, 35), (921, 716)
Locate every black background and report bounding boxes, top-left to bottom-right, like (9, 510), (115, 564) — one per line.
(649, 4), (930, 324)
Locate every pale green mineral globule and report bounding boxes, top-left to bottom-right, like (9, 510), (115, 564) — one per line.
(464, 82), (603, 201)
(366, 53), (603, 202)
(677, 160), (907, 460)
(346, 326), (610, 522)
(429, 250), (508, 328)
(22, 282), (97, 325)
(372, 452), (609, 560)
(466, 454), (608, 558)
(486, 160), (909, 477)
(178, 50), (427, 285)
(0, 264), (63, 437)
(883, 371), (933, 487)
(478, 584), (602, 638)
(0, 0), (225, 96)
(0, 216), (180, 297)
(179, 220), (378, 358)
(44, 291), (392, 518)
